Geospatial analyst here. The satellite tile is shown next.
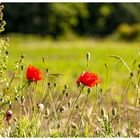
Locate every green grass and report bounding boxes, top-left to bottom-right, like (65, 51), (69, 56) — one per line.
(7, 34), (140, 94)
(1, 34), (140, 137)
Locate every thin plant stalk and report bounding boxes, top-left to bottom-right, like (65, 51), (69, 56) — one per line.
(48, 86), (59, 123)
(63, 85), (84, 136)
(78, 91), (90, 128)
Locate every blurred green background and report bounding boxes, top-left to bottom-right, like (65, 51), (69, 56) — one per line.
(1, 3), (140, 96)
(3, 3), (140, 41)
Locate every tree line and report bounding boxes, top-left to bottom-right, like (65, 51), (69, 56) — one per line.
(3, 3), (140, 39)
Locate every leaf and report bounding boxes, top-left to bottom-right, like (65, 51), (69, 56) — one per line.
(50, 73), (63, 78)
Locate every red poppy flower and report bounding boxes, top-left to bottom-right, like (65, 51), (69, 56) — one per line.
(76, 71), (100, 87)
(26, 65), (43, 82)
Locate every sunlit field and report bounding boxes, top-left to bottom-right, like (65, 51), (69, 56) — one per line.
(8, 34), (139, 91)
(1, 3), (140, 137)
(1, 34), (140, 137)
(1, 34), (138, 137)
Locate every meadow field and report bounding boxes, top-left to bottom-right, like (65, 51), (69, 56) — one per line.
(0, 34), (140, 137)
(8, 34), (139, 92)
(0, 3), (140, 137)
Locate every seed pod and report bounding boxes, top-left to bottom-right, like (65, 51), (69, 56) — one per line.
(42, 57), (45, 63)
(65, 92), (69, 97)
(87, 88), (91, 94)
(62, 90), (65, 94)
(68, 100), (72, 108)
(81, 119), (85, 126)
(64, 84), (68, 89)
(76, 105), (79, 109)
(112, 108), (117, 116)
(138, 98), (140, 106)
(5, 51), (8, 55)
(71, 122), (77, 129)
(86, 52), (90, 61)
(47, 82), (50, 87)
(77, 83), (80, 87)
(45, 108), (50, 117)
(21, 54), (25, 59)
(57, 123), (61, 128)
(54, 83), (56, 87)
(130, 72), (133, 78)
(6, 110), (13, 122)
(105, 63), (108, 68)
(60, 106), (66, 113)
(46, 68), (49, 73)
(100, 108), (105, 117)
(21, 65), (24, 70)
(37, 103), (44, 112)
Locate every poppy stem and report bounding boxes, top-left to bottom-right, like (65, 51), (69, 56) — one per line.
(63, 85), (84, 136)
(121, 78), (131, 104)
(48, 86), (59, 125)
(78, 91), (90, 129)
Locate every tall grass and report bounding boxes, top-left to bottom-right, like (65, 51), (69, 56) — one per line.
(0, 4), (140, 138)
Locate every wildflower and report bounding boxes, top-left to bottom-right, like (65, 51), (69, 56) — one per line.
(26, 65), (43, 82)
(6, 110), (13, 122)
(76, 71), (100, 88)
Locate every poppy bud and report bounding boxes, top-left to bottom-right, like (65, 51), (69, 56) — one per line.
(5, 37), (9, 43)
(112, 108), (117, 116)
(77, 83), (80, 87)
(130, 72), (133, 78)
(81, 119), (85, 126)
(87, 88), (91, 94)
(6, 110), (13, 122)
(54, 83), (56, 87)
(5, 51), (8, 55)
(45, 108), (50, 117)
(46, 68), (49, 73)
(57, 122), (61, 128)
(21, 65), (24, 70)
(86, 52), (90, 61)
(76, 105), (79, 109)
(138, 98), (140, 106)
(71, 122), (77, 129)
(62, 90), (65, 94)
(21, 54), (25, 59)
(37, 103), (44, 112)
(64, 84), (68, 89)
(42, 57), (45, 63)
(68, 100), (72, 108)
(100, 108), (105, 117)
(60, 106), (66, 113)
(105, 63), (108, 68)
(65, 92), (69, 97)
(48, 82), (50, 87)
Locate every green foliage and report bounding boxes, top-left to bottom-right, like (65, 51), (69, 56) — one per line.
(3, 3), (140, 40)
(9, 115), (41, 137)
(0, 5), (6, 33)
(116, 23), (140, 41)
